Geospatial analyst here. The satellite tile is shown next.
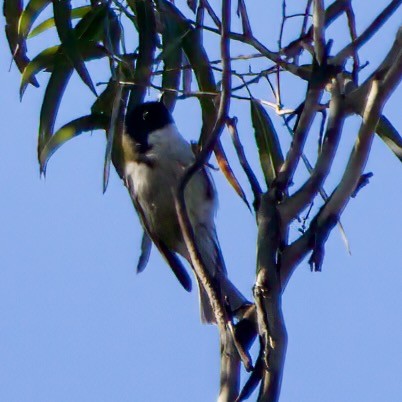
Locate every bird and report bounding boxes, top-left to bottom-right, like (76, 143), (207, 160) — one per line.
(120, 101), (249, 323)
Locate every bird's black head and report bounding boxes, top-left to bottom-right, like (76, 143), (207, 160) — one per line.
(125, 101), (174, 152)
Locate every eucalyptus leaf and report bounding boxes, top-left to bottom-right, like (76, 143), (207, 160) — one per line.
(40, 114), (109, 174)
(92, 79), (119, 116)
(251, 100), (284, 186)
(376, 115), (402, 162)
(160, 6), (183, 111)
(187, 0), (198, 13)
(103, 8), (122, 55)
(103, 83), (127, 193)
(158, 0), (217, 145)
(20, 45), (59, 99)
(20, 43), (106, 99)
(38, 59), (73, 157)
(52, 0), (97, 96)
(74, 2), (109, 40)
(215, 142), (251, 210)
(3, 0), (38, 85)
(28, 6), (91, 38)
(127, 0), (157, 112)
(18, 0), (51, 39)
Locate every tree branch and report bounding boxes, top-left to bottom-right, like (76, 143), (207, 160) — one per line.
(331, 0), (402, 65)
(280, 26), (402, 284)
(313, 0), (326, 65)
(320, 66), (402, 222)
(344, 0), (360, 82)
(344, 27), (402, 115)
(279, 77), (345, 223)
(281, 0), (348, 61)
(275, 78), (325, 192)
(254, 193), (287, 402)
(172, 1), (250, 400)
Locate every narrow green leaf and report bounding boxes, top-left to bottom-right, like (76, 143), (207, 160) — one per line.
(103, 84), (123, 192)
(92, 74), (130, 182)
(111, 88), (130, 180)
(3, 0), (38, 86)
(52, 0), (72, 42)
(74, 3), (109, 40)
(126, 0), (137, 15)
(92, 79), (118, 116)
(39, 114), (109, 174)
(181, 28), (217, 146)
(376, 115), (402, 162)
(122, 0), (138, 29)
(187, 0), (198, 13)
(127, 0), (157, 112)
(18, 0), (51, 39)
(156, 27), (189, 64)
(28, 5), (91, 38)
(38, 58), (73, 156)
(181, 53), (192, 95)
(4, 0), (23, 45)
(52, 0), (97, 96)
(251, 100), (284, 186)
(20, 45), (59, 99)
(20, 43), (106, 99)
(21, 2), (109, 98)
(103, 83), (128, 193)
(36, 42), (107, 152)
(160, 5), (184, 111)
(158, 0), (217, 145)
(215, 142), (251, 210)
(103, 9), (122, 55)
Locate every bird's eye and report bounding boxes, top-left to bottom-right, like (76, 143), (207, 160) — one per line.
(142, 111), (149, 120)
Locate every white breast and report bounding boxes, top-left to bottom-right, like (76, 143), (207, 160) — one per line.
(124, 124), (218, 254)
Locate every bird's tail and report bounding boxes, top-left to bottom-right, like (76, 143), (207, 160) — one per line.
(193, 225), (249, 324)
(197, 276), (248, 324)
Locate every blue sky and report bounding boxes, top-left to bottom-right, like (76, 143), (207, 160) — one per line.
(0, 1), (401, 401)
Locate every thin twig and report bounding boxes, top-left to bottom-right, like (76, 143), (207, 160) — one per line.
(237, 0), (252, 37)
(226, 117), (262, 205)
(231, 66), (278, 92)
(112, 0), (136, 24)
(301, 0), (313, 37)
(331, 0), (402, 65)
(344, 0), (360, 83)
(278, 0), (287, 50)
(202, 0), (221, 29)
(281, 0), (348, 61)
(275, 79), (325, 192)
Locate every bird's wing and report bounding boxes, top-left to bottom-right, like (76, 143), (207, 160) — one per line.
(125, 176), (192, 292)
(184, 167), (225, 274)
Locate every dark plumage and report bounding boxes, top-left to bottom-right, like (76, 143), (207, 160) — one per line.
(125, 102), (173, 153)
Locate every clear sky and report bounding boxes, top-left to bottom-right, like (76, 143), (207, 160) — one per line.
(0, 1), (401, 401)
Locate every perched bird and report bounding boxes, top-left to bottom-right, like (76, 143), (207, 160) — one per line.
(121, 101), (248, 323)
